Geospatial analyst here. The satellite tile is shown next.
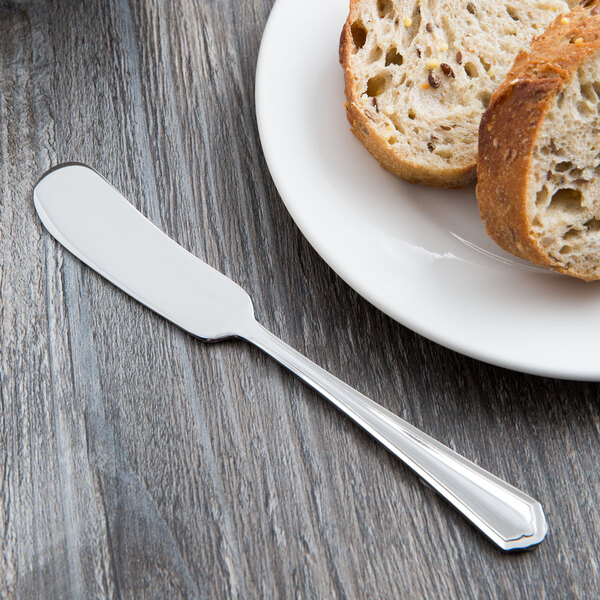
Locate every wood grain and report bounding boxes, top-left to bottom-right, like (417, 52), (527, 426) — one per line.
(1, 0), (600, 598)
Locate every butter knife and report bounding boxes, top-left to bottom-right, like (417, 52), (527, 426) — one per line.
(34, 163), (547, 551)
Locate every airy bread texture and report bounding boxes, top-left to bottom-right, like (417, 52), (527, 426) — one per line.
(340, 0), (572, 187)
(477, 2), (600, 281)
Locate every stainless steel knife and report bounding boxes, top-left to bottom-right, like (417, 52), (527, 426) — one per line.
(34, 163), (547, 551)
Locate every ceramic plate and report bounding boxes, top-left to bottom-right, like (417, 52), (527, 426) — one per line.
(255, 0), (600, 380)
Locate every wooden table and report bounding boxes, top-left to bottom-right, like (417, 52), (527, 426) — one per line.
(1, 1), (599, 598)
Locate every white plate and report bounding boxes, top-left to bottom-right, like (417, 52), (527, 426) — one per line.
(255, 0), (600, 380)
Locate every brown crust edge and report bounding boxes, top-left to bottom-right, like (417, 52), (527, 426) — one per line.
(476, 3), (600, 281)
(339, 5), (475, 189)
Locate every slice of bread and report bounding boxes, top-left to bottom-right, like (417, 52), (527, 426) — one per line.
(477, 2), (600, 281)
(339, 0), (572, 187)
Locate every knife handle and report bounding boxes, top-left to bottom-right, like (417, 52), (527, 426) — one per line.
(241, 320), (546, 551)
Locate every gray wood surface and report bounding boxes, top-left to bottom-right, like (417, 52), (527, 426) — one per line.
(1, 0), (600, 598)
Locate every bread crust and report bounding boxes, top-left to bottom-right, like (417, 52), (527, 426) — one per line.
(339, 6), (474, 188)
(477, 2), (600, 280)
